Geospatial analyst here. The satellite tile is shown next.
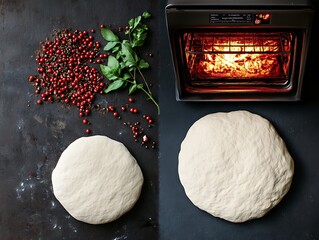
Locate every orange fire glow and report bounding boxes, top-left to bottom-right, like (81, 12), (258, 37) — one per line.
(185, 34), (291, 80)
(198, 52), (282, 78)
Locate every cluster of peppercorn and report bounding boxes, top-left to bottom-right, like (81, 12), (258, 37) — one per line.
(28, 29), (106, 133)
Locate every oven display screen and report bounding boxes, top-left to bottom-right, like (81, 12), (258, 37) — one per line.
(210, 13), (271, 25)
(210, 13), (253, 24)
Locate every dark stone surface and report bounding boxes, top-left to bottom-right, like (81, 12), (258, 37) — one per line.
(0, 0), (159, 239)
(1, 0), (319, 239)
(159, 1), (319, 240)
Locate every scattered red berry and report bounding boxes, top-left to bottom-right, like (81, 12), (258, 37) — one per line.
(128, 97), (134, 103)
(82, 118), (88, 124)
(108, 106), (114, 112)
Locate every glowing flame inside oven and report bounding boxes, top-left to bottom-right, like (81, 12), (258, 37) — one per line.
(185, 33), (292, 81)
(201, 51), (282, 78)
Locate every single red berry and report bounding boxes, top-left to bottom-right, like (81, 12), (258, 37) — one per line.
(125, 25), (129, 31)
(130, 108), (134, 113)
(91, 29), (95, 33)
(82, 118), (88, 124)
(128, 98), (134, 103)
(28, 76), (34, 82)
(113, 112), (118, 117)
(85, 128), (91, 134)
(121, 106), (126, 111)
(37, 99), (42, 105)
(100, 24), (105, 28)
(148, 119), (153, 124)
(133, 108), (138, 113)
(146, 116), (151, 121)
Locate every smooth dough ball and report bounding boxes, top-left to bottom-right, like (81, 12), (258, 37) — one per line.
(178, 111), (294, 223)
(51, 135), (143, 224)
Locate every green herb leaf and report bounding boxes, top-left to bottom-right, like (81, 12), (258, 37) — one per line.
(128, 84), (137, 95)
(102, 67), (120, 81)
(123, 73), (131, 80)
(121, 42), (138, 67)
(142, 11), (151, 18)
(128, 18), (134, 29)
(100, 58), (121, 81)
(104, 41), (118, 51)
(133, 16), (142, 29)
(136, 83), (143, 89)
(111, 45), (120, 53)
(101, 28), (119, 42)
(119, 61), (126, 70)
(138, 59), (149, 69)
(132, 39), (144, 48)
(100, 64), (113, 79)
(104, 80), (124, 93)
(137, 23), (148, 32)
(107, 55), (119, 69)
(128, 83), (143, 94)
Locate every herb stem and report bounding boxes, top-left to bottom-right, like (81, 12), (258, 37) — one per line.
(133, 68), (136, 83)
(124, 69), (159, 114)
(121, 78), (159, 114)
(139, 86), (160, 115)
(137, 67), (151, 94)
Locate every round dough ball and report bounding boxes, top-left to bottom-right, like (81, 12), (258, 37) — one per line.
(178, 111), (294, 223)
(52, 135), (143, 224)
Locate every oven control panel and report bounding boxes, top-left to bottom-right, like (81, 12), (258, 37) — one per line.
(209, 13), (271, 25)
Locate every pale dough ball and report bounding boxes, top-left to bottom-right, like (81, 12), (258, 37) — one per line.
(178, 111), (294, 223)
(51, 135), (143, 224)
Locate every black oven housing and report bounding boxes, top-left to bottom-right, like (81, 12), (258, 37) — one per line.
(165, 0), (314, 101)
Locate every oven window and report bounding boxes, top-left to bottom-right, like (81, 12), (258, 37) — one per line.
(182, 31), (295, 88)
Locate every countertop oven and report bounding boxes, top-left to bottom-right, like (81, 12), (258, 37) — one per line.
(165, 0), (314, 101)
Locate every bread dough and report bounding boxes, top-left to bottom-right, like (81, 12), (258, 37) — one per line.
(51, 135), (143, 224)
(178, 111), (294, 223)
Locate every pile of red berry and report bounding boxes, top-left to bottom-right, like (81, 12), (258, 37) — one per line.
(28, 29), (106, 124)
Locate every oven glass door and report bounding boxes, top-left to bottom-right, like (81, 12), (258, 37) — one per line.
(181, 30), (298, 93)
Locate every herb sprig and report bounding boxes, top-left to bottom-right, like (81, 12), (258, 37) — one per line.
(100, 11), (160, 114)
